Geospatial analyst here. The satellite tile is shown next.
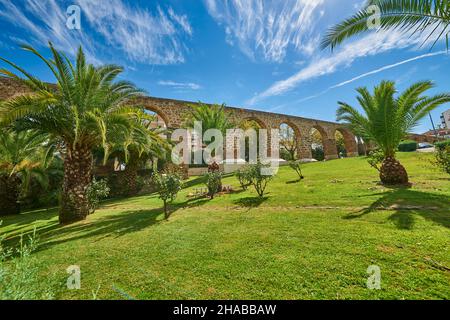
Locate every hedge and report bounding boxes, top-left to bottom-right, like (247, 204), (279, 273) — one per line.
(398, 140), (418, 152)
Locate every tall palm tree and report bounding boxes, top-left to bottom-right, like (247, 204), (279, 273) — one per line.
(337, 80), (450, 184)
(0, 43), (144, 224)
(322, 0), (450, 50)
(0, 129), (54, 215)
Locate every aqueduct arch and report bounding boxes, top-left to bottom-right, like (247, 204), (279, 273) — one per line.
(0, 77), (361, 161)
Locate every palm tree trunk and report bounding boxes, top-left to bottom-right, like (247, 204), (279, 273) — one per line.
(123, 158), (139, 196)
(380, 156), (409, 185)
(0, 174), (21, 216)
(59, 146), (93, 224)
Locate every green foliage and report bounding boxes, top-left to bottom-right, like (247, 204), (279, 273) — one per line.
(367, 149), (385, 172)
(435, 139), (450, 150)
(246, 161), (274, 197)
(87, 178), (110, 214)
(0, 224), (54, 300)
(153, 172), (182, 219)
(398, 140), (418, 152)
(336, 80), (450, 158)
(433, 146), (450, 175)
(322, 0), (450, 51)
(204, 171), (222, 199)
(288, 161), (305, 181)
(236, 165), (252, 190)
(184, 102), (234, 136)
(312, 146), (325, 161)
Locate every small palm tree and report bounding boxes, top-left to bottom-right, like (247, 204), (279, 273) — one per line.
(0, 43), (144, 224)
(322, 0), (450, 50)
(184, 102), (234, 136)
(109, 110), (171, 196)
(337, 80), (450, 184)
(0, 129), (54, 215)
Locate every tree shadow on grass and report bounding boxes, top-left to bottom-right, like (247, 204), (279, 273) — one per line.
(233, 196), (268, 209)
(343, 187), (450, 230)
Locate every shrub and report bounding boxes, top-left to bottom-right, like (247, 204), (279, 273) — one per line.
(367, 149), (385, 172)
(433, 146), (450, 175)
(204, 171), (222, 199)
(153, 172), (182, 219)
(236, 166), (252, 190)
(312, 146), (324, 161)
(0, 224), (54, 299)
(247, 161), (274, 197)
(288, 161), (304, 181)
(398, 140), (417, 152)
(435, 139), (450, 150)
(87, 178), (110, 214)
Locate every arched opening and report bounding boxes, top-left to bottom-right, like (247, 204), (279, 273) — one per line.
(335, 128), (358, 158)
(239, 118), (264, 162)
(310, 126), (326, 161)
(279, 122), (300, 161)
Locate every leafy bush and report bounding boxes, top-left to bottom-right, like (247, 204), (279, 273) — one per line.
(435, 139), (450, 150)
(153, 172), (182, 219)
(204, 171), (222, 199)
(87, 178), (110, 214)
(312, 146), (324, 161)
(398, 140), (417, 152)
(236, 166), (252, 190)
(247, 161), (274, 197)
(288, 161), (304, 181)
(367, 149), (385, 172)
(0, 224), (54, 300)
(433, 146), (450, 175)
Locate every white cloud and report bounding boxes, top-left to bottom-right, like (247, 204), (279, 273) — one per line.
(204, 0), (325, 62)
(247, 29), (445, 105)
(0, 0), (192, 65)
(158, 80), (202, 90)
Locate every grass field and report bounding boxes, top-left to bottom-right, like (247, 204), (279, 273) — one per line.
(1, 152), (449, 300)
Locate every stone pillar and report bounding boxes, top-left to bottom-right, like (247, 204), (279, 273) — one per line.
(324, 138), (339, 160)
(345, 136), (359, 157)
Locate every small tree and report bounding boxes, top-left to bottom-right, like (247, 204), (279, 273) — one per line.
(236, 165), (252, 190)
(433, 146), (450, 175)
(87, 178), (110, 214)
(288, 161), (304, 181)
(367, 149), (385, 172)
(247, 161), (274, 197)
(204, 171), (222, 199)
(153, 172), (182, 219)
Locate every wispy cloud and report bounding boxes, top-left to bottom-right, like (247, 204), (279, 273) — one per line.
(275, 51), (447, 108)
(247, 29), (445, 105)
(0, 0), (192, 65)
(158, 80), (202, 90)
(204, 0), (325, 62)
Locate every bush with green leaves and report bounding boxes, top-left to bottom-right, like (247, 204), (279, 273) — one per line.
(235, 165), (252, 190)
(87, 178), (110, 214)
(247, 161), (274, 197)
(398, 140), (417, 152)
(153, 172), (182, 219)
(204, 171), (222, 199)
(312, 146), (324, 161)
(433, 146), (450, 175)
(288, 161), (304, 181)
(435, 139), (450, 150)
(367, 149), (385, 172)
(0, 224), (54, 300)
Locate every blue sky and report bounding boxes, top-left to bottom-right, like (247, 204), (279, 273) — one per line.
(1, 0), (449, 133)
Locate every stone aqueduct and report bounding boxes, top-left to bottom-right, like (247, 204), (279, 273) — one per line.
(0, 77), (360, 160)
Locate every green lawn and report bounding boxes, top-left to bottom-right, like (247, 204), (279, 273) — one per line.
(1, 152), (449, 300)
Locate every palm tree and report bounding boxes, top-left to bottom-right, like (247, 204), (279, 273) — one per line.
(0, 43), (144, 224)
(337, 80), (450, 184)
(322, 0), (450, 50)
(109, 110), (170, 196)
(184, 102), (234, 136)
(0, 129), (54, 215)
